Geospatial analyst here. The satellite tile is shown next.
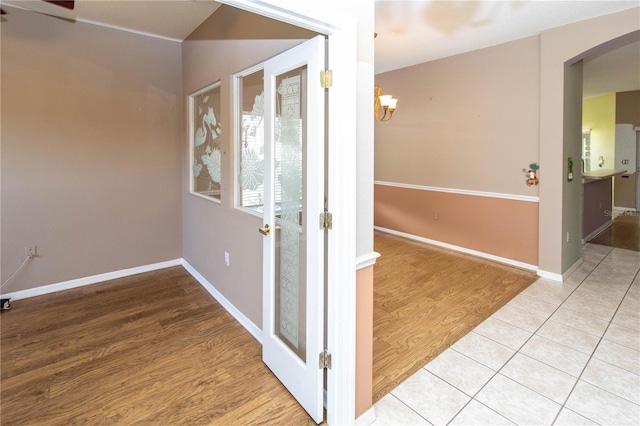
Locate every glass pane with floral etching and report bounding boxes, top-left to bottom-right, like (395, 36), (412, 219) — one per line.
(190, 81), (222, 202)
(237, 69), (265, 211)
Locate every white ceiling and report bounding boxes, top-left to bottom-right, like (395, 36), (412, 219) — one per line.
(373, 0), (640, 97)
(3, 0), (639, 97)
(374, 0), (639, 73)
(2, 0), (223, 40)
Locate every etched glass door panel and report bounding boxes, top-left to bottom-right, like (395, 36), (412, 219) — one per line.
(274, 69), (306, 361)
(261, 35), (325, 423)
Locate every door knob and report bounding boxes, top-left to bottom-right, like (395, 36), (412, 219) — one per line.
(259, 224), (271, 236)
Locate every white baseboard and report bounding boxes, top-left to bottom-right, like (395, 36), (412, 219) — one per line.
(562, 257), (583, 281)
(180, 260), (263, 344)
(581, 220), (614, 244)
(354, 406), (376, 425)
(374, 226), (538, 272)
(537, 269), (563, 282)
(3, 257), (264, 345)
(613, 206), (636, 215)
(356, 251), (380, 270)
(1, 259), (183, 300)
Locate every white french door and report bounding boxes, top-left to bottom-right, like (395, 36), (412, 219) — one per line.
(260, 35), (326, 423)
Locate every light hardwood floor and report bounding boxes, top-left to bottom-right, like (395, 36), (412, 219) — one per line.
(2, 233), (537, 424)
(1, 267), (317, 425)
(372, 231), (537, 402)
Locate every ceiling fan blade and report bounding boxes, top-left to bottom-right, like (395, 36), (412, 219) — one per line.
(44, 0), (74, 10)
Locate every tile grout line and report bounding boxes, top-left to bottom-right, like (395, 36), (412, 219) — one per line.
(446, 245), (611, 425)
(550, 249), (640, 424)
(387, 392), (435, 426)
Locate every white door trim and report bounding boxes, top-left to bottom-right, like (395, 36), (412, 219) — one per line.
(636, 130), (640, 212)
(217, 2), (358, 425)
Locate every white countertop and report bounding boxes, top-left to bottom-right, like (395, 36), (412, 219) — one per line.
(582, 169), (627, 181)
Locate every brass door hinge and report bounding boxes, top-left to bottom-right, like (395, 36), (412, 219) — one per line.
(319, 211), (332, 230)
(319, 350), (332, 369)
(320, 70), (333, 88)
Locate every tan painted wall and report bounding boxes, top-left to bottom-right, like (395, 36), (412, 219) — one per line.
(374, 36), (540, 265)
(375, 185), (539, 266)
(181, 39), (307, 328)
(614, 174), (637, 208)
(1, 8), (183, 293)
(539, 9), (639, 276)
(616, 90), (640, 127)
(355, 264), (374, 418)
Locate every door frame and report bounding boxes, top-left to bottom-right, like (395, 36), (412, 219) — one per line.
(636, 129), (640, 212)
(219, 1), (358, 424)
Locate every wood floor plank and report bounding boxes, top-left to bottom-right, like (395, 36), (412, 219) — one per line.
(1, 267), (316, 425)
(372, 231), (537, 402)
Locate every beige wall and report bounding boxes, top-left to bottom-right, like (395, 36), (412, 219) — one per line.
(374, 36), (540, 266)
(562, 61), (583, 271)
(375, 35), (540, 196)
(1, 8), (183, 293)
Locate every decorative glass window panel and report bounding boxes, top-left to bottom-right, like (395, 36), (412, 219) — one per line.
(235, 68), (265, 213)
(273, 68), (306, 360)
(189, 81), (222, 202)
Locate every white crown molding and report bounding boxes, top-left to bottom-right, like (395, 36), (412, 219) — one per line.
(76, 18), (183, 43)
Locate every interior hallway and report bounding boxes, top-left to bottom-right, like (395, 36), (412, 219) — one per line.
(589, 211), (640, 252)
(372, 243), (640, 425)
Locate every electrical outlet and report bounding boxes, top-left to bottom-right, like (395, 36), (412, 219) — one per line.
(224, 251), (230, 266)
(566, 232), (570, 243)
(25, 245), (37, 258)
(433, 212), (439, 221)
